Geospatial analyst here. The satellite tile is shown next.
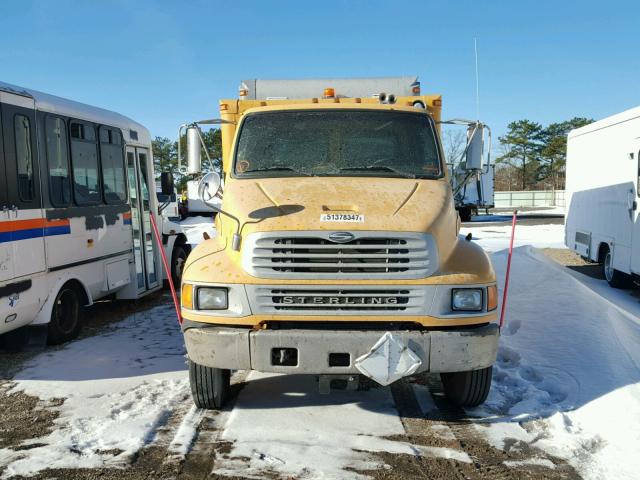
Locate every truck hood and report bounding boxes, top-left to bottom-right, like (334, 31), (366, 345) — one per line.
(222, 177), (456, 234)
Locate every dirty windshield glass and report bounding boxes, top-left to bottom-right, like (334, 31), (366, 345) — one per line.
(234, 110), (442, 178)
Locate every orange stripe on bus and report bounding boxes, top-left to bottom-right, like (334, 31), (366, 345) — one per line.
(0, 218), (70, 233)
(44, 219), (71, 228)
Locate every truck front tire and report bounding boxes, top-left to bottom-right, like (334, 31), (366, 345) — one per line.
(171, 243), (188, 286)
(189, 360), (230, 409)
(440, 366), (492, 407)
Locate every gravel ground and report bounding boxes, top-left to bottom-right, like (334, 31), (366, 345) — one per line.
(541, 248), (604, 280)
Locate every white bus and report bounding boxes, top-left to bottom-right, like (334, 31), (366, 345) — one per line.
(0, 82), (189, 346)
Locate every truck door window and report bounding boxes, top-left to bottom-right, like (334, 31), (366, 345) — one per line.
(14, 115), (34, 201)
(70, 121), (101, 205)
(46, 116), (71, 206)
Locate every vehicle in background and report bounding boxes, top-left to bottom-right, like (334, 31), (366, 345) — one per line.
(446, 119), (494, 221)
(156, 174), (180, 220)
(565, 105), (640, 288)
(0, 82), (188, 348)
(450, 162), (495, 221)
(185, 179), (220, 215)
(179, 77), (500, 410)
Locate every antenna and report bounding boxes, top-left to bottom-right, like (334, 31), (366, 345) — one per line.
(474, 37), (480, 120)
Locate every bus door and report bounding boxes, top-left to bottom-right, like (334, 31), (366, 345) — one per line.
(0, 100), (12, 283)
(126, 146), (159, 293)
(0, 93), (45, 280)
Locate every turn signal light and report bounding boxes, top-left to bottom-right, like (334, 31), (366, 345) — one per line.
(487, 285), (498, 311)
(432, 98), (442, 107)
(323, 87), (335, 98)
(181, 283), (194, 310)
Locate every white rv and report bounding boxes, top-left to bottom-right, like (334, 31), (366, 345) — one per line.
(0, 82), (189, 346)
(565, 105), (640, 287)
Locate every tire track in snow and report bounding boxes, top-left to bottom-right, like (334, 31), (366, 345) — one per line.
(386, 375), (582, 480)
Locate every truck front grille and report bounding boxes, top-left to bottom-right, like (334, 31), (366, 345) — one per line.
(248, 285), (427, 315)
(243, 231), (437, 279)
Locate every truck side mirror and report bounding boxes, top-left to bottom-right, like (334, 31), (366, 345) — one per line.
(198, 172), (222, 206)
(465, 124), (484, 170)
(160, 171), (174, 196)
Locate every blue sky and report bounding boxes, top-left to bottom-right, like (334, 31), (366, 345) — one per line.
(2, 0), (639, 146)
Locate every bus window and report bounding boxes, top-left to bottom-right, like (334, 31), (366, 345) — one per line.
(99, 127), (126, 204)
(14, 115), (34, 201)
(70, 121), (100, 205)
(46, 116), (70, 206)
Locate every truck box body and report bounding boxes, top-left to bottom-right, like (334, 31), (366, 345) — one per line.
(240, 76), (420, 100)
(565, 106), (640, 274)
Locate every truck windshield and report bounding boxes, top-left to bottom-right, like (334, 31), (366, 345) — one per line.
(234, 110), (442, 178)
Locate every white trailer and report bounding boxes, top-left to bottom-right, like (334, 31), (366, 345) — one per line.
(0, 82), (189, 347)
(450, 163), (495, 220)
(565, 105), (640, 287)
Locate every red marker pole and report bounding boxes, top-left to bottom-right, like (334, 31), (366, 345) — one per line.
(499, 210), (517, 328)
(149, 213), (183, 325)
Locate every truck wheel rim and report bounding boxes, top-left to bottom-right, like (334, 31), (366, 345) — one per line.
(604, 252), (614, 282)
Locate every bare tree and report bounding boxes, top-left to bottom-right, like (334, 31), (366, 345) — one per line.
(442, 128), (467, 168)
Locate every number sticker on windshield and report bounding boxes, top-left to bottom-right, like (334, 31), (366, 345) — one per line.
(320, 214), (364, 223)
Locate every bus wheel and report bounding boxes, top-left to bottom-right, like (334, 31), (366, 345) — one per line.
(189, 360), (230, 409)
(47, 284), (83, 345)
(171, 244), (188, 286)
(601, 245), (630, 288)
(440, 366), (492, 407)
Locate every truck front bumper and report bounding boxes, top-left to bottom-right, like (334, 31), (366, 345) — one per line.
(183, 322), (499, 375)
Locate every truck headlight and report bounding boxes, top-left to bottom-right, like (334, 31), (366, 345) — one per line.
(197, 287), (228, 310)
(451, 288), (483, 311)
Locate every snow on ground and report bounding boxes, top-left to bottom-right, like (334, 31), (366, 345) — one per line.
(213, 372), (470, 480)
(462, 223), (640, 480)
(0, 302), (189, 478)
(3, 217), (638, 479)
(178, 215), (216, 245)
(518, 206), (565, 216)
(461, 222), (566, 252)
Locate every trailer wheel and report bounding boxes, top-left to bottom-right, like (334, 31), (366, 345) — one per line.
(459, 207), (472, 222)
(47, 284), (83, 345)
(602, 247), (630, 288)
(440, 366), (492, 407)
(171, 243), (188, 286)
(189, 360), (230, 409)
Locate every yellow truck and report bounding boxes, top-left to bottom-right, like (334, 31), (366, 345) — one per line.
(179, 77), (499, 409)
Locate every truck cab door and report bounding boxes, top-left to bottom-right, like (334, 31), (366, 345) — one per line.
(0, 93), (46, 279)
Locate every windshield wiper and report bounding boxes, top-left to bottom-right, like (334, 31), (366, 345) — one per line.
(340, 165), (416, 179)
(244, 166), (312, 176)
